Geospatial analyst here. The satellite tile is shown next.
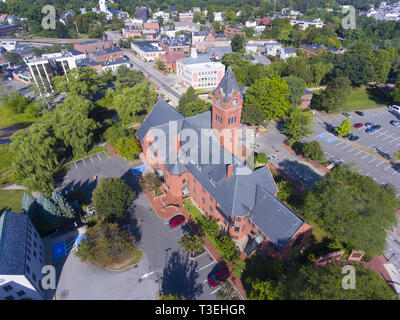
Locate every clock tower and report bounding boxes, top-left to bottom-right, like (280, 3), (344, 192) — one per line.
(211, 66), (244, 157)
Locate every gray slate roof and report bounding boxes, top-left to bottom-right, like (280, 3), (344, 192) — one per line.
(206, 46), (232, 59)
(213, 66), (243, 101)
(0, 211), (28, 275)
(136, 71), (305, 248)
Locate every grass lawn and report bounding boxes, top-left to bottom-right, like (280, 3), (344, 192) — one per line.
(341, 87), (388, 110)
(0, 144), (13, 174)
(0, 107), (41, 128)
(0, 189), (25, 214)
(106, 249), (143, 271)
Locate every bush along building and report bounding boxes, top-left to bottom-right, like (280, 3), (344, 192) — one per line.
(136, 67), (313, 262)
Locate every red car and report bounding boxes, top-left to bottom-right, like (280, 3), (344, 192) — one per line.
(208, 269), (229, 288)
(169, 215), (185, 228)
(353, 123), (363, 129)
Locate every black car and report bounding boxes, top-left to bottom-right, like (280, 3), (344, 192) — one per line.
(348, 134), (359, 142)
(355, 111), (365, 116)
(371, 124), (381, 130)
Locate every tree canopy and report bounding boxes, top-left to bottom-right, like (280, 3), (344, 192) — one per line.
(302, 166), (398, 257)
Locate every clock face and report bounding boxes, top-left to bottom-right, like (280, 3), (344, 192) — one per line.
(216, 98), (221, 104)
(232, 99), (238, 106)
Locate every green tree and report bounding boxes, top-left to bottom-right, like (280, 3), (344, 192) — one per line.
(284, 75), (307, 106)
(115, 137), (141, 161)
(179, 99), (211, 117)
(254, 152), (268, 167)
(178, 234), (205, 253)
(302, 141), (325, 162)
(1, 92), (32, 114)
(104, 124), (136, 148)
(302, 166), (398, 257)
(139, 173), (162, 193)
(245, 77), (291, 121)
(114, 80), (157, 122)
(335, 118), (353, 137)
(282, 107), (313, 144)
(248, 279), (279, 300)
(53, 66), (103, 99)
(231, 34), (245, 52)
(92, 178), (135, 220)
(10, 124), (60, 194)
(116, 65), (144, 89)
(75, 222), (134, 268)
(45, 96), (99, 156)
(312, 77), (352, 112)
(369, 49), (391, 83)
(155, 59), (165, 71)
(241, 104), (264, 126)
(178, 86), (197, 113)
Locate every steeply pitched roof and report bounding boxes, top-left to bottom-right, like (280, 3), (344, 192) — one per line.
(136, 99), (184, 142)
(0, 211), (28, 275)
(213, 66), (243, 101)
(250, 186), (303, 249)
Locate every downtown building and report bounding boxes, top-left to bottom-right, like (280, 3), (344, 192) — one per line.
(0, 211), (46, 300)
(136, 67), (313, 261)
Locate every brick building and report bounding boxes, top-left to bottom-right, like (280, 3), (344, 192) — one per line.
(224, 26), (245, 37)
(297, 90), (313, 109)
(179, 11), (194, 22)
(136, 67), (313, 261)
(88, 47), (124, 63)
(161, 52), (185, 72)
(192, 32), (216, 52)
(74, 40), (114, 54)
(160, 36), (191, 55)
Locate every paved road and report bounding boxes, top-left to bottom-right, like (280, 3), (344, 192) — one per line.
(311, 109), (400, 197)
(124, 50), (181, 103)
(255, 124), (325, 189)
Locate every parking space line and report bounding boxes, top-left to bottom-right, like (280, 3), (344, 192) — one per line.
(347, 148), (356, 153)
(336, 141), (344, 146)
(384, 165), (391, 171)
(382, 134), (394, 141)
(341, 145), (351, 150)
(90, 156), (94, 163)
(97, 153), (102, 160)
(376, 161), (385, 168)
(196, 261), (216, 272)
(210, 286), (223, 295)
(74, 162), (78, 169)
(354, 150), (363, 156)
(368, 158), (376, 163)
(361, 154), (369, 159)
(82, 158), (86, 166)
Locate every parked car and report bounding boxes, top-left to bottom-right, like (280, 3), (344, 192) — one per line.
(168, 215), (185, 228)
(208, 269), (229, 288)
(355, 111), (365, 116)
(390, 120), (400, 127)
(366, 127), (377, 134)
(342, 112), (352, 118)
(347, 134), (359, 142)
(371, 124), (381, 130)
(353, 123), (363, 129)
(365, 122), (374, 127)
(388, 105), (400, 114)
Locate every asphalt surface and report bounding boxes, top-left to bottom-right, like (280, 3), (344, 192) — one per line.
(124, 50), (181, 102)
(58, 153), (223, 299)
(311, 108), (400, 197)
(132, 192), (227, 300)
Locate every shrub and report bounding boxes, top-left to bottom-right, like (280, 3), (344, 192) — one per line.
(302, 141), (325, 162)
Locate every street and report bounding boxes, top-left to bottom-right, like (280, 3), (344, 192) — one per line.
(124, 50), (181, 105)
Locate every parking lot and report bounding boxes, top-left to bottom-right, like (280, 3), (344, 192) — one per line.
(57, 151), (141, 201)
(311, 108), (400, 197)
(132, 192), (240, 300)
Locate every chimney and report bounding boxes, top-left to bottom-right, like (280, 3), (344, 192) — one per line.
(226, 164), (233, 179)
(174, 134), (180, 154)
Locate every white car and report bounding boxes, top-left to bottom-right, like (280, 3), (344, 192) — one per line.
(388, 105), (400, 114)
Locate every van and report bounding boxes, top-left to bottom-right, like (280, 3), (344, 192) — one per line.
(388, 105), (400, 113)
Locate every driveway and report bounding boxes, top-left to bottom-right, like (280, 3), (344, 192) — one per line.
(57, 152), (142, 202)
(130, 192), (226, 300)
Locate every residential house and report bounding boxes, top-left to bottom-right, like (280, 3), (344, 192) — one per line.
(206, 46), (232, 61)
(300, 43), (346, 57)
(136, 67), (313, 261)
(192, 32), (216, 52)
(135, 6), (150, 22)
(290, 18), (324, 30)
(224, 26), (245, 37)
(174, 21), (201, 33)
(153, 11), (170, 24)
(280, 47), (297, 60)
(214, 12), (223, 22)
(179, 11), (194, 23)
